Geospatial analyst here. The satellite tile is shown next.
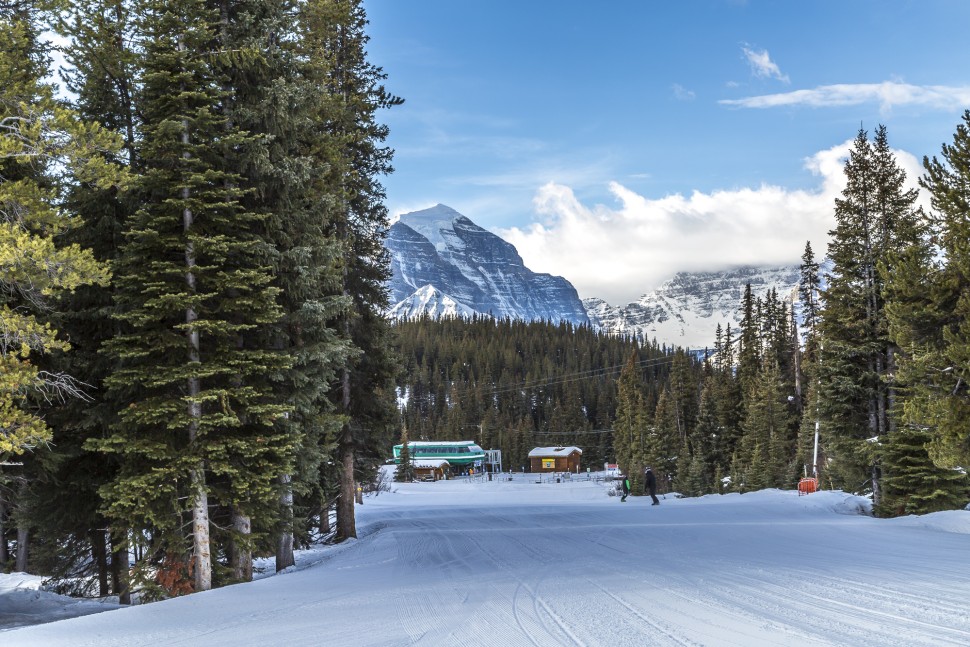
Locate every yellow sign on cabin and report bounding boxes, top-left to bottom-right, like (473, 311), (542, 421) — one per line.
(542, 458), (555, 469)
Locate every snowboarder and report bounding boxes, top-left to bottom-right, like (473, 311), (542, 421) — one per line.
(620, 475), (631, 502)
(645, 467), (659, 505)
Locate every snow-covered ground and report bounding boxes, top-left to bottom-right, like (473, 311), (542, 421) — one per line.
(0, 572), (121, 631)
(3, 473), (969, 646)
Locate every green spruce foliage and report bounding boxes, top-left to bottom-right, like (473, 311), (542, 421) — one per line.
(818, 126), (921, 502)
(99, 0), (291, 594)
(875, 427), (968, 517)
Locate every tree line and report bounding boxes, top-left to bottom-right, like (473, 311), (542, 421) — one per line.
(1, 0), (398, 600)
(395, 120), (970, 516)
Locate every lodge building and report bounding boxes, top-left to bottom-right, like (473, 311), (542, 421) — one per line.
(528, 446), (582, 473)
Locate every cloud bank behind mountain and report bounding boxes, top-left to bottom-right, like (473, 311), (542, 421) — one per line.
(500, 141), (925, 305)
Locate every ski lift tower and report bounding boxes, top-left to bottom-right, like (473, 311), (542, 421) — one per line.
(485, 449), (503, 474)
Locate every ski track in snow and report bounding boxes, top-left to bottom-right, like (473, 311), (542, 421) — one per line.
(3, 479), (970, 646)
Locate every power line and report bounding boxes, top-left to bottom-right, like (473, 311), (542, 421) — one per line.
(532, 428), (614, 436)
(404, 353), (680, 405)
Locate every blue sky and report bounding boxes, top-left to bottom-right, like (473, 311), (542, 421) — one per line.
(364, 0), (970, 304)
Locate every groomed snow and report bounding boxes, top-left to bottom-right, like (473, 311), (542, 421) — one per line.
(3, 473), (969, 646)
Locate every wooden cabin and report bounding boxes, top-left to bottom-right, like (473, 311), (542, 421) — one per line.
(528, 446), (582, 473)
(412, 459), (449, 481)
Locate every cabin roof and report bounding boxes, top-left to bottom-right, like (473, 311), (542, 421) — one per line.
(528, 446), (582, 458)
(412, 459), (450, 468)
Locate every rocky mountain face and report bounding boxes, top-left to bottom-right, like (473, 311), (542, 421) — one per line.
(386, 204), (589, 326)
(583, 266), (804, 350)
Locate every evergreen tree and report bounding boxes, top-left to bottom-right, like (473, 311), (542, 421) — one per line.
(738, 360), (796, 489)
(304, 0), (401, 542)
(881, 110), (970, 514)
(911, 110), (970, 470)
(736, 284), (761, 399)
(875, 428), (968, 517)
(648, 388), (680, 490)
(710, 324), (743, 474)
(613, 349), (647, 486)
(99, 0), (290, 594)
(22, 0), (140, 600)
(818, 125), (920, 502)
(799, 241), (821, 356)
(0, 5), (119, 458)
(679, 383), (719, 496)
(0, 2), (122, 579)
(396, 427), (414, 482)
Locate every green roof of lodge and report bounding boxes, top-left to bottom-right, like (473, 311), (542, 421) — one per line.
(392, 441), (485, 465)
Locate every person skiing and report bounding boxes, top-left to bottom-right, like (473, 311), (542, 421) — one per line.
(620, 475), (631, 502)
(645, 466), (659, 505)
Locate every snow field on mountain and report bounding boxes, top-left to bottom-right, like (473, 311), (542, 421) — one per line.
(3, 474), (970, 646)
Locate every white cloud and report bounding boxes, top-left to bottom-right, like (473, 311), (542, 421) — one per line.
(721, 81), (970, 111)
(672, 83), (696, 101)
(742, 46), (789, 83)
(499, 142), (925, 305)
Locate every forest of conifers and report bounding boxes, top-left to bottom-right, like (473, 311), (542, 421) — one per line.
(395, 121), (970, 527)
(2, 0), (400, 600)
(2, 0), (970, 605)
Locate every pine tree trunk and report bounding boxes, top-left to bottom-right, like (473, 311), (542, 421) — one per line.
(337, 441), (357, 540)
(0, 500), (7, 566)
(887, 345), (897, 434)
(868, 354), (879, 436)
(319, 500), (331, 536)
(15, 526), (28, 572)
(189, 466), (211, 591)
(90, 529), (109, 596)
(871, 463), (882, 507)
(182, 95), (211, 591)
(336, 357), (357, 540)
(110, 532), (131, 605)
(231, 509), (253, 581)
(876, 354), (887, 436)
(336, 368), (357, 542)
(276, 475), (295, 572)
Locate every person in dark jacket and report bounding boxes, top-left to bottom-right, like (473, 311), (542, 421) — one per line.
(620, 475), (631, 502)
(645, 467), (659, 505)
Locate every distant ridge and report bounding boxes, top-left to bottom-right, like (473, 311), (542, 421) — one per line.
(583, 266), (804, 349)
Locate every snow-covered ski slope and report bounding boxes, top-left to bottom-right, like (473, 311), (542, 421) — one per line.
(4, 475), (970, 646)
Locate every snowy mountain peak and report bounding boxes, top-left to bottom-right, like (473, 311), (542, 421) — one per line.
(386, 205), (588, 326)
(398, 204), (470, 253)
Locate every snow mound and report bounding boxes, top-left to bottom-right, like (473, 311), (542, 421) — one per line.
(0, 573), (120, 631)
(890, 509), (970, 535)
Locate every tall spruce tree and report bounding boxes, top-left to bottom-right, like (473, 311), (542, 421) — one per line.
(914, 111), (970, 470)
(799, 241), (821, 356)
(881, 110), (970, 513)
(613, 349), (647, 487)
(18, 0), (138, 599)
(203, 0), (354, 579)
(796, 241), (825, 483)
(306, 0), (401, 541)
(99, 0), (290, 594)
(818, 125), (920, 502)
(0, 3), (119, 458)
(0, 2), (124, 577)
